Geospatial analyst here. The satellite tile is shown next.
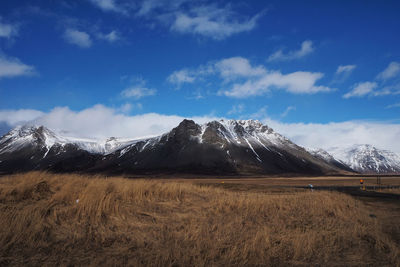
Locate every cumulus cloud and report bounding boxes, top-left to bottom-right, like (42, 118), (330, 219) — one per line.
(0, 54), (36, 79)
(120, 79), (156, 99)
(343, 81), (377, 98)
(63, 29), (92, 48)
(0, 21), (18, 39)
(268, 40), (314, 62)
(377, 61), (400, 81)
(2, 105), (400, 153)
(97, 30), (120, 42)
(168, 56), (333, 97)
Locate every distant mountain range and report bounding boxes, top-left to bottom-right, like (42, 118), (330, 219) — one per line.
(0, 119), (399, 175)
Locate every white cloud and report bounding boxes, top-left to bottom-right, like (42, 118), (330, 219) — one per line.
(268, 40), (314, 62)
(97, 30), (120, 42)
(121, 79), (156, 99)
(0, 109), (44, 127)
(227, 104), (245, 115)
(373, 83), (400, 96)
(265, 118), (400, 154)
(336, 65), (356, 75)
(0, 54), (36, 79)
(343, 81), (377, 98)
(167, 69), (196, 86)
(168, 56), (333, 97)
(0, 22), (18, 39)
(89, 0), (125, 13)
(215, 57), (266, 80)
(89, 1), (263, 40)
(171, 5), (262, 40)
(63, 29), (92, 48)
(222, 70), (332, 98)
(2, 106), (400, 153)
(280, 106), (296, 118)
(377, 61), (400, 81)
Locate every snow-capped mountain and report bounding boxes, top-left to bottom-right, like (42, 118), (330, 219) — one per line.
(0, 120), (354, 175)
(306, 148), (354, 172)
(0, 125), (139, 155)
(328, 144), (400, 174)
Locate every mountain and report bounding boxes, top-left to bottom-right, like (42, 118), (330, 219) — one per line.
(306, 148), (354, 172)
(0, 125), (137, 173)
(328, 144), (400, 174)
(0, 120), (354, 176)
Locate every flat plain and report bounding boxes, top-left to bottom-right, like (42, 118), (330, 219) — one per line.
(0, 172), (399, 266)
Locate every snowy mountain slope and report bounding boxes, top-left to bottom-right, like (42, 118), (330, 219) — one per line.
(327, 144), (400, 174)
(0, 120), (354, 175)
(306, 148), (354, 172)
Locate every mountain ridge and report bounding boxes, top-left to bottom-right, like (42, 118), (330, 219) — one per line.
(0, 119), (379, 175)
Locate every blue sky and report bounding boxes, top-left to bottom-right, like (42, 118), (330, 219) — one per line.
(1, 0), (400, 152)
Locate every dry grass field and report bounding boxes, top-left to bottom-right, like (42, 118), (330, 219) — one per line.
(0, 172), (399, 266)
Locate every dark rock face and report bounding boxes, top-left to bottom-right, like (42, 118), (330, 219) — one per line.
(0, 120), (356, 176)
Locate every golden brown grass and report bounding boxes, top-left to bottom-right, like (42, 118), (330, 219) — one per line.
(0, 172), (399, 266)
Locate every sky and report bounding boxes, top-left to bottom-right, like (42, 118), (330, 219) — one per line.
(0, 0), (400, 152)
